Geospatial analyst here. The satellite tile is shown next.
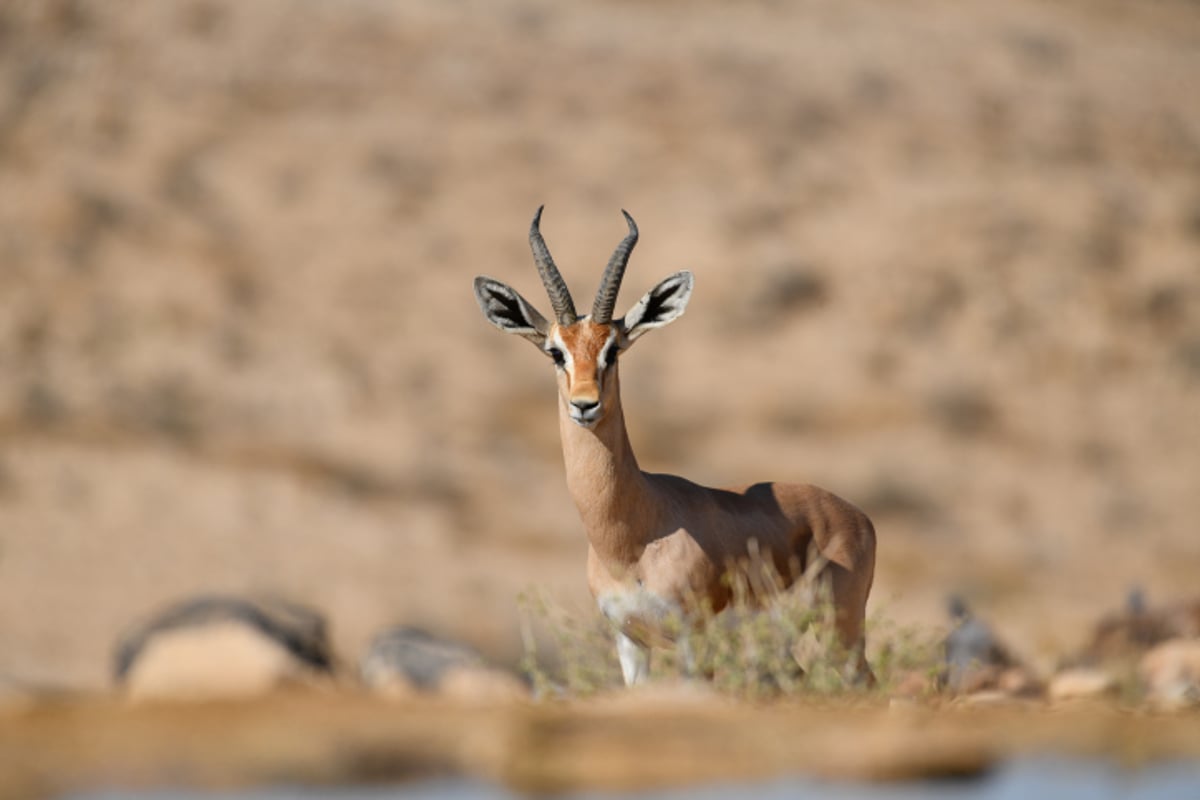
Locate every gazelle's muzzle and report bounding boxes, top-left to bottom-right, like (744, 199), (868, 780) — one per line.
(568, 399), (603, 427)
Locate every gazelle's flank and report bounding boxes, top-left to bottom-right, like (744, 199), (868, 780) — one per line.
(474, 207), (877, 685)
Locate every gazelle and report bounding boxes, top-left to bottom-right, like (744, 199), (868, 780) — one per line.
(474, 207), (877, 686)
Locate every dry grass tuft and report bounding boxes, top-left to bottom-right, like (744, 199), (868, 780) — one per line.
(518, 556), (941, 701)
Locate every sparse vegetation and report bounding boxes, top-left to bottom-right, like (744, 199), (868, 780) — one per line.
(518, 563), (941, 701)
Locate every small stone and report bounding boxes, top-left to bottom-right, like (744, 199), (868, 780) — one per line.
(1139, 638), (1200, 709)
(1047, 667), (1117, 702)
(360, 626), (527, 701)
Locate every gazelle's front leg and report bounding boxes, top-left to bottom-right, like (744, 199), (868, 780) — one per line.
(598, 587), (680, 687)
(615, 632), (650, 685)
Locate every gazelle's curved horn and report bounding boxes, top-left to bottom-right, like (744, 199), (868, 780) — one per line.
(529, 206), (577, 325)
(591, 210), (638, 324)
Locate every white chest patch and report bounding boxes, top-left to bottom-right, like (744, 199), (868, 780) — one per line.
(597, 588), (682, 646)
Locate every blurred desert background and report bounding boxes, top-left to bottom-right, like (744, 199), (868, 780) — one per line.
(1, 0), (1198, 694)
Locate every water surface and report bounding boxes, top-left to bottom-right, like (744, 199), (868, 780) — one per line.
(64, 758), (1200, 800)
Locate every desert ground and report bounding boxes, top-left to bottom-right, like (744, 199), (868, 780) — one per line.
(1, 0), (1199, 794)
(1, 692), (1198, 798)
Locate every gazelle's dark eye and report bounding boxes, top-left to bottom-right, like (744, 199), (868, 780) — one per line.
(547, 347), (565, 367)
(603, 343), (619, 366)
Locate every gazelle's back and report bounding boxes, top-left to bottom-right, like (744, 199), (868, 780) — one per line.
(644, 473), (874, 597)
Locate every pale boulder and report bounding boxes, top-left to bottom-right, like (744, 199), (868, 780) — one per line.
(114, 595), (334, 701)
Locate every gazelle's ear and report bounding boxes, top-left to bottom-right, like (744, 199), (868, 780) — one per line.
(474, 276), (550, 346)
(620, 271), (693, 344)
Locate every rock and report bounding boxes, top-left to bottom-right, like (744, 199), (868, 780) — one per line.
(1139, 638), (1200, 710)
(941, 596), (1027, 695)
(359, 626), (526, 702)
(114, 595), (334, 701)
(1047, 667), (1117, 702)
(1071, 589), (1200, 667)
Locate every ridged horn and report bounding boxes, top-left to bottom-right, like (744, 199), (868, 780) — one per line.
(529, 205), (577, 325)
(591, 210), (638, 324)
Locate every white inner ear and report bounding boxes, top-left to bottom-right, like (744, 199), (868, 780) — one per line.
(474, 278), (548, 344)
(623, 271), (693, 342)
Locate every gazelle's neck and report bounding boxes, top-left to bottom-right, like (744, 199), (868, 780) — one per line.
(558, 370), (658, 566)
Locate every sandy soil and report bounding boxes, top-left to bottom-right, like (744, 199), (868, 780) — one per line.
(1, 0), (1199, 691)
(2, 690), (1200, 798)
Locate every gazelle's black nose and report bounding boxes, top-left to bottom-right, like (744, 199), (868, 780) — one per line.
(571, 399), (599, 413)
